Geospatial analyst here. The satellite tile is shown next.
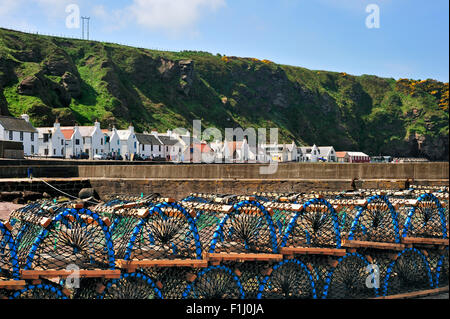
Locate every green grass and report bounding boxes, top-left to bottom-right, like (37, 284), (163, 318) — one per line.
(0, 27), (448, 159)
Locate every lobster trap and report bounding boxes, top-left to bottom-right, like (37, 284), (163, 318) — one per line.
(2, 189), (448, 300)
(207, 200), (279, 255)
(382, 248), (434, 296)
(98, 271), (163, 299)
(116, 202), (204, 273)
(21, 208), (116, 274)
(347, 195), (401, 244)
(257, 259), (317, 299)
(322, 252), (379, 299)
(403, 193), (448, 239)
(280, 197), (343, 250)
(9, 279), (69, 299)
(182, 265), (245, 299)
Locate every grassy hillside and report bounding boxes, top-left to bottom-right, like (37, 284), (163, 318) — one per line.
(0, 28), (448, 160)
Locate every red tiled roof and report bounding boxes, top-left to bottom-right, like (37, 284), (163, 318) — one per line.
(335, 152), (348, 158)
(61, 129), (74, 140)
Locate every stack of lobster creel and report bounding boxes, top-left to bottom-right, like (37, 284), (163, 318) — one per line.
(0, 186), (448, 299)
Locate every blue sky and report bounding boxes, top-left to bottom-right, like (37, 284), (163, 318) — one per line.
(1, 0), (448, 82)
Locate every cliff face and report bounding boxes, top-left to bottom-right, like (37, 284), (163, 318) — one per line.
(0, 28), (448, 160)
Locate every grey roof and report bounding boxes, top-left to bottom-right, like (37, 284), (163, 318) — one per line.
(318, 146), (335, 155)
(135, 133), (162, 145)
(158, 135), (181, 146)
(0, 116), (37, 133)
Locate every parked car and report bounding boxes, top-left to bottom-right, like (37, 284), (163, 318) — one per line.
(133, 154), (145, 161)
(79, 152), (89, 160)
(93, 154), (107, 160)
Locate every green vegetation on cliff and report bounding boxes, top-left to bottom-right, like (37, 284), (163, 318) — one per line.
(0, 28), (448, 160)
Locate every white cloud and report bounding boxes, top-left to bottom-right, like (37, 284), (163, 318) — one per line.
(34, 0), (77, 18)
(0, 0), (38, 31)
(1, 0), (227, 36)
(92, 5), (108, 20)
(127, 0), (226, 34)
(316, 0), (391, 14)
(0, 0), (22, 17)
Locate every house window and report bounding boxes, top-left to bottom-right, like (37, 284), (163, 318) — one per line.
(75, 139), (80, 145)
(53, 149), (56, 155)
(134, 142), (137, 149)
(61, 149), (64, 155)
(31, 133), (34, 141)
(142, 145), (145, 151)
(20, 132), (24, 141)
(44, 134), (49, 143)
(83, 137), (86, 144)
(45, 149), (49, 155)
(117, 140), (120, 145)
(9, 131), (13, 140)
(31, 145), (34, 154)
(101, 138), (103, 146)
(61, 139), (64, 146)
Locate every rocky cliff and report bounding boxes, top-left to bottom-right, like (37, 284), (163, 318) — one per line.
(0, 28), (448, 160)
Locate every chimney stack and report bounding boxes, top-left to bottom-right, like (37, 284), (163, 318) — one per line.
(21, 114), (30, 123)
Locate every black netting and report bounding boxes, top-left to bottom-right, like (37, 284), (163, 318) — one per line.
(258, 259), (317, 299)
(0, 221), (17, 279)
(2, 190), (448, 299)
(192, 209), (225, 253)
(99, 272), (162, 299)
(349, 196), (399, 243)
(334, 203), (360, 239)
(435, 248), (449, 287)
(10, 280), (67, 299)
(182, 265), (244, 299)
(124, 204), (201, 261)
(71, 277), (109, 299)
(25, 209), (114, 271)
(382, 248), (434, 296)
(404, 196), (446, 238)
(324, 253), (378, 299)
(140, 266), (210, 299)
(282, 199), (340, 248)
(209, 202), (277, 254)
(216, 261), (269, 299)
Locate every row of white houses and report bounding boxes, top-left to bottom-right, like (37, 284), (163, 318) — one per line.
(0, 114), (363, 163)
(0, 115), (163, 160)
(209, 140), (338, 163)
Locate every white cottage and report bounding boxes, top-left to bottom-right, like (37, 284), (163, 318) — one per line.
(0, 114), (38, 156)
(37, 120), (66, 158)
(76, 121), (105, 159)
(135, 133), (163, 159)
(157, 132), (186, 162)
(117, 125), (138, 160)
(299, 145), (320, 162)
(103, 127), (121, 157)
(299, 145), (336, 162)
(60, 126), (83, 159)
(261, 142), (298, 162)
(317, 146), (337, 162)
